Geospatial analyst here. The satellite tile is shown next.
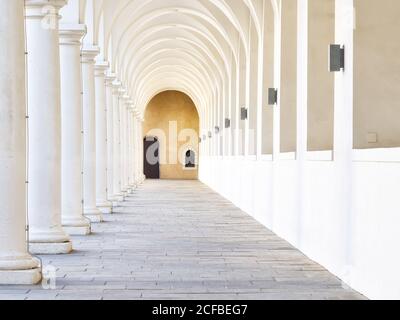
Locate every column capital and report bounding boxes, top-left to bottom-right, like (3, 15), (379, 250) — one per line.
(134, 110), (144, 121)
(94, 61), (109, 77)
(105, 73), (117, 86)
(122, 94), (130, 102)
(59, 24), (86, 46)
(81, 46), (100, 65)
(118, 87), (127, 97)
(112, 81), (122, 95)
(25, 0), (67, 18)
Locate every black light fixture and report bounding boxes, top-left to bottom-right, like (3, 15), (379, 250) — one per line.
(268, 88), (278, 105)
(329, 44), (345, 72)
(215, 126), (220, 134)
(241, 107), (248, 120)
(225, 118), (231, 129)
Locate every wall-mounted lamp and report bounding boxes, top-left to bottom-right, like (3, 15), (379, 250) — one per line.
(225, 118), (231, 129)
(202, 135), (207, 141)
(208, 131), (212, 138)
(215, 126), (220, 134)
(268, 88), (278, 105)
(329, 44), (345, 72)
(241, 107), (248, 120)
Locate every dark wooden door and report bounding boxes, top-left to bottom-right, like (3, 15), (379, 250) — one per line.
(143, 137), (160, 179)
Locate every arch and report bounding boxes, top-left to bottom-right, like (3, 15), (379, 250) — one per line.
(143, 90), (200, 180)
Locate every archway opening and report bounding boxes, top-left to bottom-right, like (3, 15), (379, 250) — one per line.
(143, 90), (200, 180)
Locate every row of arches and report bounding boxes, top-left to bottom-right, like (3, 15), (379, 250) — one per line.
(61, 0), (280, 157)
(70, 0), (400, 159)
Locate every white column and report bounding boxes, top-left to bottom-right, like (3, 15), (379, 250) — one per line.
(334, 0), (355, 277)
(294, 0), (309, 246)
(120, 95), (130, 195)
(26, 0), (72, 255)
(136, 114), (145, 184)
(131, 113), (137, 185)
(0, 0), (41, 284)
(140, 118), (146, 182)
(133, 115), (139, 185)
(59, 24), (91, 236)
(105, 73), (117, 203)
(127, 104), (136, 190)
(132, 109), (139, 188)
(126, 101), (133, 193)
(95, 62), (112, 214)
(136, 114), (145, 183)
(111, 82), (124, 202)
(81, 47), (103, 223)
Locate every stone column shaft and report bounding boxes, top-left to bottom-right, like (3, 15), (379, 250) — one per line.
(127, 106), (135, 190)
(105, 74), (116, 202)
(134, 113), (145, 184)
(95, 62), (112, 214)
(134, 116), (140, 184)
(120, 95), (129, 194)
(81, 47), (103, 223)
(59, 24), (91, 236)
(139, 119), (145, 182)
(112, 82), (124, 202)
(0, 0), (41, 284)
(26, 0), (72, 254)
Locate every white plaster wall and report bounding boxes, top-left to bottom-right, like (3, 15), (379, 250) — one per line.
(200, 151), (400, 300)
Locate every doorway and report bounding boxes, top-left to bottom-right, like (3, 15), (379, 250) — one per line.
(143, 136), (160, 179)
(185, 150), (196, 169)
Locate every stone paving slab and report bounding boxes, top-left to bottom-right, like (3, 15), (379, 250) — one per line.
(0, 180), (365, 300)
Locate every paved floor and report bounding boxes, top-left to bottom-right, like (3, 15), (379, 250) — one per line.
(0, 180), (365, 300)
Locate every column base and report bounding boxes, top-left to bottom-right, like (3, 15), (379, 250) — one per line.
(112, 201), (123, 208)
(84, 208), (104, 223)
(63, 225), (91, 236)
(29, 241), (73, 255)
(97, 201), (113, 214)
(110, 194), (124, 202)
(0, 268), (42, 285)
(62, 216), (91, 236)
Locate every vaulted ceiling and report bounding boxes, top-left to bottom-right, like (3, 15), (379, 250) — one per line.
(60, 0), (278, 122)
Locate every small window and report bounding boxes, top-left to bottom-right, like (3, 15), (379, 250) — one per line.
(185, 150), (196, 168)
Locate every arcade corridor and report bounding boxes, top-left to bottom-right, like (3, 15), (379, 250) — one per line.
(1, 0), (400, 301)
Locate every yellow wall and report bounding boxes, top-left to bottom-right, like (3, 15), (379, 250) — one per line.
(280, 0), (298, 153)
(354, 0), (400, 149)
(308, 0), (335, 151)
(144, 91), (199, 180)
